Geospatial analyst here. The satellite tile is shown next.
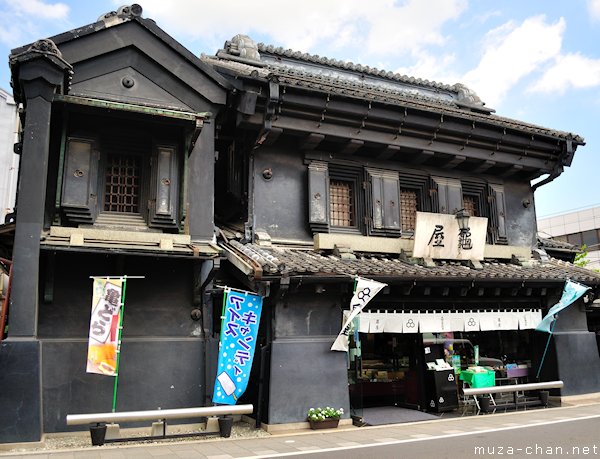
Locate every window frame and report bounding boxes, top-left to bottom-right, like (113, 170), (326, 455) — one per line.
(307, 159), (508, 245)
(60, 121), (182, 231)
(328, 164), (364, 234)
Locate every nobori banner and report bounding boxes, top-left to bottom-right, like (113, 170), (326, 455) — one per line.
(213, 289), (263, 405)
(87, 278), (123, 376)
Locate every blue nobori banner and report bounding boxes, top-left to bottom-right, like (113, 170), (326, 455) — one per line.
(536, 279), (590, 333)
(212, 288), (263, 405)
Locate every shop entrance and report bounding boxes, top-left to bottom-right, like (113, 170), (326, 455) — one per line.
(348, 332), (425, 418)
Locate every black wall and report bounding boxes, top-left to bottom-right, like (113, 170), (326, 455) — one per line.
(0, 340), (41, 442)
(250, 139), (537, 247)
(36, 251), (211, 432)
(268, 290), (350, 424)
(553, 299), (600, 396)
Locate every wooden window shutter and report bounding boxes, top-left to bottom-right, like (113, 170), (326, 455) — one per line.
(431, 177), (463, 214)
(367, 168), (401, 236)
(61, 136), (99, 224)
(308, 161), (330, 233)
(148, 144), (179, 230)
(488, 184), (508, 244)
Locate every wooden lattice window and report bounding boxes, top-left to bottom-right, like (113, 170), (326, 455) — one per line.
(104, 154), (141, 213)
(400, 188), (418, 232)
(330, 179), (355, 227)
(463, 195), (479, 217)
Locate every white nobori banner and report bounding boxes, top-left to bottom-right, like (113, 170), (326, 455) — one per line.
(331, 277), (387, 352)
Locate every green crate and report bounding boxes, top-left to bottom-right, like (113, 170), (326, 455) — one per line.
(460, 369), (495, 388)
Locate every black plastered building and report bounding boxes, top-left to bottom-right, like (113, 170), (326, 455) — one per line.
(2, 6), (600, 443)
(204, 36), (600, 425)
(1, 6), (233, 442)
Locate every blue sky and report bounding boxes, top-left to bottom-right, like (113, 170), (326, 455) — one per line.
(1, 0), (599, 218)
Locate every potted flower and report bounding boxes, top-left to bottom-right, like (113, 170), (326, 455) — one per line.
(307, 406), (343, 429)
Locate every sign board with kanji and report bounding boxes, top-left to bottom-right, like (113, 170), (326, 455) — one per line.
(412, 212), (488, 260)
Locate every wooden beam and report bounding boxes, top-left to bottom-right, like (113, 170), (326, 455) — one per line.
(300, 133), (325, 151)
(501, 164), (524, 178)
(411, 149), (435, 165)
(256, 127), (283, 146)
(441, 154), (466, 170)
(272, 116), (554, 172)
(473, 159), (496, 174)
(376, 144), (401, 160)
(341, 139), (364, 155)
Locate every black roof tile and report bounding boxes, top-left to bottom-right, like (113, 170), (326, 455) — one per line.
(224, 241), (600, 285)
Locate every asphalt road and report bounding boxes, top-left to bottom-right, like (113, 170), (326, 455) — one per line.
(272, 416), (600, 459)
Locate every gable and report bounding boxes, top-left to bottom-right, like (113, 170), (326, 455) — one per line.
(55, 20), (227, 112)
(70, 50), (202, 112)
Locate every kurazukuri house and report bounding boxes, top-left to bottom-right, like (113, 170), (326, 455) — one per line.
(203, 35), (600, 425)
(2, 4), (600, 443)
(1, 5), (234, 442)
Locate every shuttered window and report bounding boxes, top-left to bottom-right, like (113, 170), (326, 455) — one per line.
(60, 124), (180, 231)
(462, 195), (479, 218)
(400, 188), (418, 232)
(329, 179), (355, 227)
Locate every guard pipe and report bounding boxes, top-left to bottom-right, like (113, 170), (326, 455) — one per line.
(66, 404), (253, 425)
(462, 381), (563, 397)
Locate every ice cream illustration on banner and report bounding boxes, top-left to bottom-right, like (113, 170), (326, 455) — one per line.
(217, 372), (238, 400)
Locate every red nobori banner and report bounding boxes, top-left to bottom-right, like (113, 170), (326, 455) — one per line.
(86, 278), (123, 376)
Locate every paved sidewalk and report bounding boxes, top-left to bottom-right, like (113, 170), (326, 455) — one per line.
(3, 403), (600, 458)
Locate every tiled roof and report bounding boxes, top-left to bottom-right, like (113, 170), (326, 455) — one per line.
(538, 236), (577, 251)
(256, 43), (457, 93)
(203, 36), (584, 144)
(224, 241), (600, 285)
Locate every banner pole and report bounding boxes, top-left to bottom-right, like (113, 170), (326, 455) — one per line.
(536, 317), (557, 380)
(112, 276), (128, 413)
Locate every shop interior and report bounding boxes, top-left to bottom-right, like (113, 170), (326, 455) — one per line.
(348, 328), (537, 416)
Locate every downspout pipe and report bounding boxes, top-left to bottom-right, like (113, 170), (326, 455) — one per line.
(532, 135), (582, 192)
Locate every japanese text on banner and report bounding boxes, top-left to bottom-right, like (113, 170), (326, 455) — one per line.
(212, 289), (262, 405)
(86, 278), (123, 376)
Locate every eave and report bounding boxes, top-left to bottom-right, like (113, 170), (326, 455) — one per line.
(232, 75), (580, 180)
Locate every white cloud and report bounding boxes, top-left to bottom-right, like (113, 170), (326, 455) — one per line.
(461, 15), (565, 107)
(394, 52), (459, 86)
(0, 0), (69, 47)
(360, 0), (467, 56)
(15, 0), (68, 20)
(140, 0), (466, 57)
(588, 0), (600, 21)
(530, 53), (600, 94)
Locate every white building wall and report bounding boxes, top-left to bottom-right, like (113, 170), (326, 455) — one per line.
(538, 205), (600, 270)
(0, 88), (18, 223)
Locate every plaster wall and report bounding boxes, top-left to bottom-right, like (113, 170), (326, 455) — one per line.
(251, 141), (537, 248)
(35, 252), (211, 433)
(552, 299), (600, 396)
(0, 90), (18, 222)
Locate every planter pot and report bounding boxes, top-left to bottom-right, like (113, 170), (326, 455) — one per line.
(89, 423), (107, 446)
(218, 415), (234, 438)
(539, 390), (549, 407)
(478, 396), (491, 413)
(309, 419), (339, 430)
